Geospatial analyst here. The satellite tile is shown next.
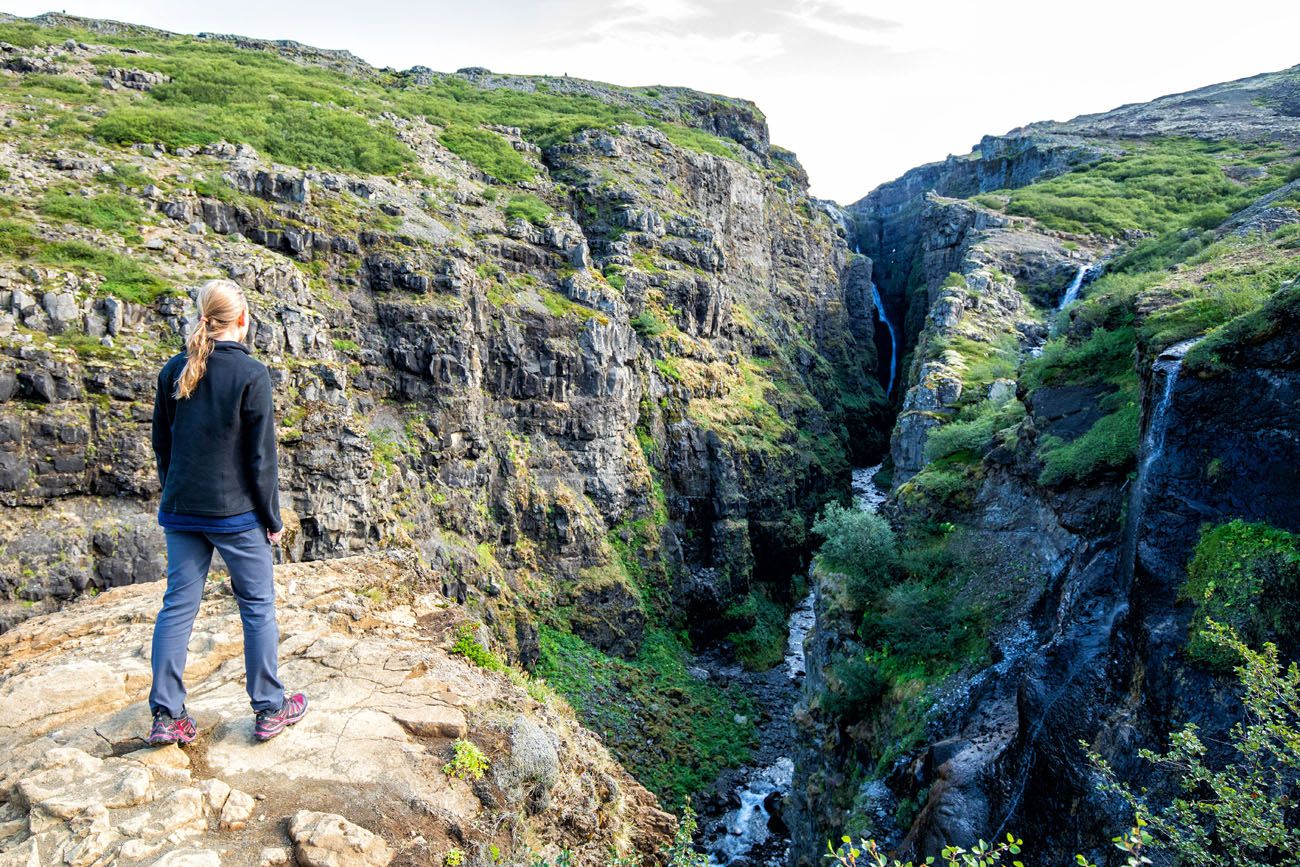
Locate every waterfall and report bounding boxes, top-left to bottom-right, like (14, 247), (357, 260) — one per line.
(869, 281), (898, 397)
(1132, 338), (1201, 525)
(1056, 264), (1089, 312)
(852, 244), (898, 397)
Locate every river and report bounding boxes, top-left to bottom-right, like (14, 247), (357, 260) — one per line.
(698, 464), (886, 865)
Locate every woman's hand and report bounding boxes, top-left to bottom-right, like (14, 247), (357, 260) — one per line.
(267, 528), (284, 545)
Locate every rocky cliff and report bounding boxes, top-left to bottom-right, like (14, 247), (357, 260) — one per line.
(0, 552), (675, 866)
(792, 62), (1300, 865)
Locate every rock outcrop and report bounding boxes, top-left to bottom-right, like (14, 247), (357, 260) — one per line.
(0, 554), (675, 866)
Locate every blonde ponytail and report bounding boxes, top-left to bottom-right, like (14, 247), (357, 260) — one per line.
(175, 279), (247, 399)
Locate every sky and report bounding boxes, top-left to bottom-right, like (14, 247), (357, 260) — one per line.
(7, 1), (1300, 201)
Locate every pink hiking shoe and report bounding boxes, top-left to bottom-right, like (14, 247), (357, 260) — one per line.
(254, 692), (308, 741)
(147, 708), (197, 746)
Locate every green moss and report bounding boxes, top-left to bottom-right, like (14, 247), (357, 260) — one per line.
(539, 286), (606, 323)
(535, 625), (755, 809)
(1181, 520), (1300, 668)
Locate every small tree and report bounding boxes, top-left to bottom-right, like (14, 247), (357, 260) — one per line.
(1089, 623), (1300, 866)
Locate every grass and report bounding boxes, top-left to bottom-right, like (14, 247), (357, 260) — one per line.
(439, 125), (536, 183)
(38, 187), (146, 238)
(0, 21), (745, 178)
(0, 216), (168, 303)
(973, 138), (1290, 235)
(1036, 389), (1139, 487)
(535, 625), (755, 809)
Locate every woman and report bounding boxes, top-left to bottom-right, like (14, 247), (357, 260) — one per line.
(147, 278), (307, 745)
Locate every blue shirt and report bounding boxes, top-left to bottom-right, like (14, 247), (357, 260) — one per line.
(158, 509), (261, 534)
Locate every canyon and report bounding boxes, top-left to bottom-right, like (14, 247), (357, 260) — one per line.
(1, 11), (1298, 867)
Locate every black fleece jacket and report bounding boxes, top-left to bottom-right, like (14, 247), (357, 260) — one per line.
(151, 340), (283, 533)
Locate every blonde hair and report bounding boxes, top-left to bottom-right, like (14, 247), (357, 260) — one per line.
(175, 279), (248, 399)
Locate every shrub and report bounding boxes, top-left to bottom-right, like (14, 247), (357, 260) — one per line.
(812, 502), (897, 601)
(821, 654), (887, 723)
(449, 623), (505, 671)
(924, 398), (1024, 463)
(503, 194), (552, 226)
(438, 125), (536, 183)
(630, 310), (668, 338)
(1180, 520), (1300, 667)
(1090, 624), (1300, 865)
(442, 738), (489, 781)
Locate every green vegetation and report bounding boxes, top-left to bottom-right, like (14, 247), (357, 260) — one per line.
(1037, 395), (1138, 487)
(0, 20), (744, 180)
(811, 509), (991, 771)
(439, 125), (536, 183)
(933, 332), (1020, 392)
(974, 138), (1289, 235)
(503, 194), (552, 226)
(442, 738), (490, 781)
(535, 624), (755, 808)
(826, 828), (1151, 867)
(723, 587), (787, 670)
(0, 216), (168, 303)
(630, 310), (669, 338)
(923, 397), (1024, 464)
(1184, 276), (1300, 376)
(449, 622), (507, 672)
(1180, 520), (1300, 667)
(1092, 624), (1300, 865)
(38, 187), (145, 237)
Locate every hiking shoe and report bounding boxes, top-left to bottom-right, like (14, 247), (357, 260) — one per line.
(147, 708), (197, 746)
(254, 692), (308, 742)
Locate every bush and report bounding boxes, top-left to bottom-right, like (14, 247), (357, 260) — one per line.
(1091, 624), (1300, 865)
(924, 398), (1024, 463)
(812, 502), (897, 601)
(438, 125), (536, 183)
(1180, 520), (1300, 667)
(503, 194), (552, 226)
(0, 217), (167, 303)
(821, 654), (887, 722)
(630, 310), (669, 338)
(442, 738), (489, 781)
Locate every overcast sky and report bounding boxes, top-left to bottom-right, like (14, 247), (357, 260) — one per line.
(7, 1), (1300, 201)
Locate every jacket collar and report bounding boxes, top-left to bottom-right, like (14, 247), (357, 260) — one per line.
(212, 340), (251, 355)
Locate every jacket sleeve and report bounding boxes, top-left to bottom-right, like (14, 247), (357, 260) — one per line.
(242, 367), (284, 534)
(151, 367), (173, 490)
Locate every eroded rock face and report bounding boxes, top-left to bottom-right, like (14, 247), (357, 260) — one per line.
(0, 554), (676, 866)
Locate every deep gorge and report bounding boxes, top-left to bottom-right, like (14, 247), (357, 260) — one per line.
(1, 12), (1299, 867)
